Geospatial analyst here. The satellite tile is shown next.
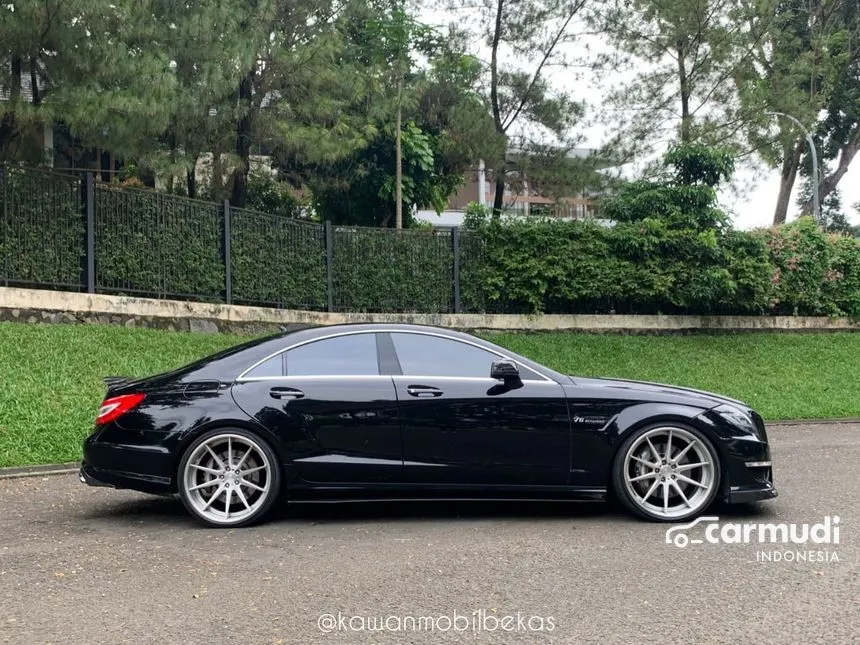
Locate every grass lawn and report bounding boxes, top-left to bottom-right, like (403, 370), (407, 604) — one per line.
(1, 321), (858, 468)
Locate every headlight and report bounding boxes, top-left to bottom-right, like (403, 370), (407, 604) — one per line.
(714, 404), (760, 438)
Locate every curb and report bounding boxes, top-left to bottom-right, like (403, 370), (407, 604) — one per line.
(767, 418), (860, 426)
(0, 462), (79, 480)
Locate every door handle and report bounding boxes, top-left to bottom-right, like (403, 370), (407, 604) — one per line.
(269, 386), (305, 400)
(406, 385), (443, 398)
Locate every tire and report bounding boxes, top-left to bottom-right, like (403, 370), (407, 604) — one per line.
(177, 427), (281, 528)
(612, 423), (721, 522)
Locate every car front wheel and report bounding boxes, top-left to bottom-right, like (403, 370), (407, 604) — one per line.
(612, 424), (720, 522)
(178, 428), (281, 528)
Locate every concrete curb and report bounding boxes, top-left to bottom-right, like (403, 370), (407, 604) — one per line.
(4, 285), (860, 335)
(3, 417), (859, 480)
(0, 462), (79, 480)
(767, 418), (860, 427)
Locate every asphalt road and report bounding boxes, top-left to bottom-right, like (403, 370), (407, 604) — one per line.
(0, 423), (857, 645)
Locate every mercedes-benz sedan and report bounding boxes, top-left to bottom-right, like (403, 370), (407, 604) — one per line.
(80, 324), (777, 527)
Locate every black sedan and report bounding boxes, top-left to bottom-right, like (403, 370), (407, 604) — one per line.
(80, 323), (777, 527)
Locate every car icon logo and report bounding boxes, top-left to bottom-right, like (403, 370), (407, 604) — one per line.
(665, 516), (720, 548)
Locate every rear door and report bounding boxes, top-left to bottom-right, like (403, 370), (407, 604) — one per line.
(231, 331), (403, 484)
(385, 332), (571, 486)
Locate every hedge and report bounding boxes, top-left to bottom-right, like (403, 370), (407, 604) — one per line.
(460, 214), (860, 317)
(2, 164), (859, 317)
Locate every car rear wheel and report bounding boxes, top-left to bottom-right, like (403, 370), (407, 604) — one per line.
(612, 424), (720, 522)
(178, 428), (281, 528)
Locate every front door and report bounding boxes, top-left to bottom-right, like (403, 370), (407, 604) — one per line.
(386, 332), (571, 486)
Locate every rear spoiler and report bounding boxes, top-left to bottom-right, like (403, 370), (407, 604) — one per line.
(103, 376), (131, 388)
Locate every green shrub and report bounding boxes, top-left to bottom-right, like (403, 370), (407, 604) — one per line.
(230, 208), (326, 309)
(0, 167), (84, 288)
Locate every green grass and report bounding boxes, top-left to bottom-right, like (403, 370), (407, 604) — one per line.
(1, 321), (859, 468)
(483, 332), (860, 422)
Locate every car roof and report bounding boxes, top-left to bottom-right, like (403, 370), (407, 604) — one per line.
(177, 323), (564, 382)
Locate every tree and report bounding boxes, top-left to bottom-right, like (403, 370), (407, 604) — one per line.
(289, 24), (499, 227)
(452, 0), (587, 216)
(797, 179), (851, 233)
(733, 0), (859, 224)
(797, 0), (860, 216)
(224, 0), (376, 208)
(596, 0), (745, 153)
(146, 0), (255, 198)
(1, 0), (177, 164)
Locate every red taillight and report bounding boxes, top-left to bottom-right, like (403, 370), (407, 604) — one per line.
(96, 393), (146, 425)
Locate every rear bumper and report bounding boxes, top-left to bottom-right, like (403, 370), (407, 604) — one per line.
(79, 461), (173, 495)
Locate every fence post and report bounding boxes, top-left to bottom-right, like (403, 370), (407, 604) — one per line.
(1, 164), (7, 287)
(85, 173), (95, 293)
(325, 220), (334, 312)
(452, 226), (461, 314)
(223, 200), (232, 304)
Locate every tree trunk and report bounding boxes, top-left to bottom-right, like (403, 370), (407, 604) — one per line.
(230, 71), (254, 208)
(0, 56), (22, 159)
(773, 140), (802, 225)
(211, 148), (223, 199)
(186, 160), (198, 200)
(800, 128), (860, 217)
(489, 0), (505, 217)
(677, 41), (691, 143)
(395, 75), (403, 229)
(492, 174), (505, 218)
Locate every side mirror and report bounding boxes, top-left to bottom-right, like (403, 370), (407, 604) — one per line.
(490, 359), (520, 382)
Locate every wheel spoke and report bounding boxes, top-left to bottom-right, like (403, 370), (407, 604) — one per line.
(629, 472), (658, 482)
(645, 436), (662, 463)
(672, 441), (695, 463)
(676, 461), (709, 473)
(235, 485), (251, 511)
(662, 481), (669, 513)
(223, 487), (233, 519)
(664, 429), (673, 461)
(189, 479), (218, 491)
(241, 478), (266, 493)
(671, 480), (691, 508)
(205, 445), (225, 469)
(226, 437), (233, 468)
(240, 465), (266, 476)
(202, 485), (224, 511)
(640, 478), (661, 502)
(631, 455), (658, 468)
(676, 473), (708, 489)
(234, 447), (251, 471)
(190, 463), (220, 475)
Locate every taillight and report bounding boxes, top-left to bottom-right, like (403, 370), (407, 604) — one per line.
(97, 393), (146, 425)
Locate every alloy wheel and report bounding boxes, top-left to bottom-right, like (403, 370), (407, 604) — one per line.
(181, 432), (274, 526)
(621, 426), (718, 520)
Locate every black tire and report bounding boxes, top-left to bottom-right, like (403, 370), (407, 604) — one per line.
(177, 427), (282, 528)
(611, 423), (721, 523)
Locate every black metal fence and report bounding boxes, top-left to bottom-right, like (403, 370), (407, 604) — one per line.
(0, 164), (468, 313)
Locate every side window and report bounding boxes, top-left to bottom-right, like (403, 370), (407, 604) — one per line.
(285, 333), (379, 376)
(243, 355), (283, 378)
(390, 333), (501, 378)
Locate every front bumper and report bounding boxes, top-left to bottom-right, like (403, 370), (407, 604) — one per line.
(728, 484), (778, 503)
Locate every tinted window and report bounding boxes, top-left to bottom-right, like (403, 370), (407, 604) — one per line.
(285, 333), (379, 376)
(391, 333), (501, 378)
(244, 355), (283, 378)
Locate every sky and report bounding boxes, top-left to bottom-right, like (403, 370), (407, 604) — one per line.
(418, 5), (860, 230)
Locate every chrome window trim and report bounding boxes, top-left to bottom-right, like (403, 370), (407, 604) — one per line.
(235, 329), (555, 383)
